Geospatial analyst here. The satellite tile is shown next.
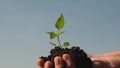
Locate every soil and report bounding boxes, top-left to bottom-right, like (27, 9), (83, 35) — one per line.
(40, 46), (93, 68)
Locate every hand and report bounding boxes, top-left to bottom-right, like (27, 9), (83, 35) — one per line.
(90, 56), (112, 68)
(90, 51), (120, 68)
(37, 51), (120, 68)
(37, 54), (76, 68)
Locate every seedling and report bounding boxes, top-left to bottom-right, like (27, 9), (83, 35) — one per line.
(40, 14), (93, 68)
(47, 13), (69, 48)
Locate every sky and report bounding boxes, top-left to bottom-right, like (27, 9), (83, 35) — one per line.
(0, 0), (120, 68)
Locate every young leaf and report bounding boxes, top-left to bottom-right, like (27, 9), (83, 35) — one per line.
(55, 14), (64, 30)
(49, 42), (57, 46)
(47, 32), (57, 39)
(63, 42), (70, 47)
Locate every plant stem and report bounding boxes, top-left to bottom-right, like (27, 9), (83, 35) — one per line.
(57, 30), (62, 47)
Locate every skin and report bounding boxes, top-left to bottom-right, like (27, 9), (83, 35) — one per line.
(37, 52), (120, 68)
(37, 54), (76, 68)
(91, 51), (120, 68)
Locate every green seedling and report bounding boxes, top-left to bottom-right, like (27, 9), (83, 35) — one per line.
(47, 13), (69, 48)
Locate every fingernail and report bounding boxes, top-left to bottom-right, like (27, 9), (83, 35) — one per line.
(55, 57), (61, 65)
(45, 61), (52, 68)
(64, 54), (69, 60)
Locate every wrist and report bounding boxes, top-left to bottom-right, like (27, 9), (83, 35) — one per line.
(91, 56), (114, 68)
(106, 57), (115, 68)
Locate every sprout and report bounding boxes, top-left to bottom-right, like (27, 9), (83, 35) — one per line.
(47, 13), (69, 48)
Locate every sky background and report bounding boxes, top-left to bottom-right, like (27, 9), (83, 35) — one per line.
(0, 0), (120, 68)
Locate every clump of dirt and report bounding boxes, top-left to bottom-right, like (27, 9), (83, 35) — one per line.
(40, 46), (93, 68)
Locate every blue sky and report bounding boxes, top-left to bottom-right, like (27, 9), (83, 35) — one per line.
(0, 0), (120, 68)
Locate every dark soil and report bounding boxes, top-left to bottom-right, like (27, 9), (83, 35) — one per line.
(40, 46), (93, 68)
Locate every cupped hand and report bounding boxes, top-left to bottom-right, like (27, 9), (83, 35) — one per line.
(37, 54), (76, 68)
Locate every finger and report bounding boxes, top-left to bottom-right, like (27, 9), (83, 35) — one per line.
(62, 54), (76, 68)
(37, 59), (44, 68)
(54, 56), (63, 68)
(44, 61), (53, 68)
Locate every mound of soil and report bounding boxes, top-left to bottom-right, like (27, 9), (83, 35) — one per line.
(40, 46), (93, 68)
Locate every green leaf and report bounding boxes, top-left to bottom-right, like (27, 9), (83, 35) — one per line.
(49, 42), (57, 46)
(47, 32), (57, 39)
(55, 13), (64, 30)
(58, 31), (65, 36)
(63, 42), (69, 47)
